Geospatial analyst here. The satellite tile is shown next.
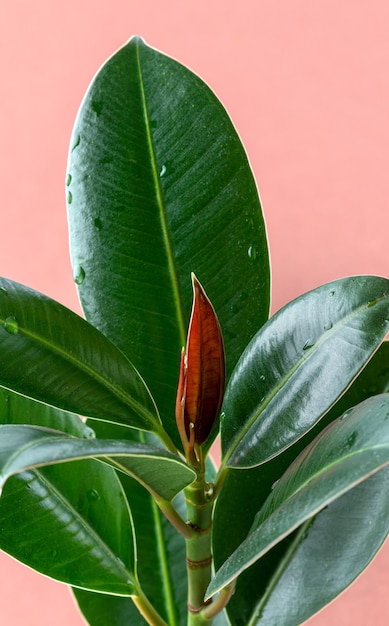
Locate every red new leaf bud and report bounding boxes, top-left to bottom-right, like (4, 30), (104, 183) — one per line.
(175, 274), (225, 465)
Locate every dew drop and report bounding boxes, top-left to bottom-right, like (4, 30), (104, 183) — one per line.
(345, 431), (357, 449)
(3, 316), (19, 335)
(67, 190), (73, 205)
(91, 100), (103, 116)
(303, 340), (314, 351)
(367, 299), (377, 308)
(66, 173), (72, 186)
(248, 245), (257, 260)
(71, 134), (81, 151)
(340, 408), (353, 421)
(324, 322), (333, 331)
(87, 489), (100, 502)
(73, 265), (85, 285)
(329, 290), (335, 297)
(159, 164), (167, 177)
(94, 217), (103, 231)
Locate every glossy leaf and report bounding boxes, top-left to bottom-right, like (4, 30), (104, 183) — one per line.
(0, 393), (137, 596)
(67, 36), (270, 448)
(243, 469), (389, 625)
(213, 342), (389, 624)
(221, 275), (389, 468)
(0, 463), (136, 595)
(0, 424), (195, 500)
(0, 277), (161, 435)
(208, 393), (389, 597)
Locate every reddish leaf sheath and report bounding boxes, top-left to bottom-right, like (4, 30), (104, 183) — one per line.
(175, 274), (225, 464)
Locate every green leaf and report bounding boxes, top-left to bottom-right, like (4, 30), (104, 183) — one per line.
(221, 276), (389, 468)
(0, 277), (161, 435)
(0, 394), (137, 596)
(0, 424), (195, 500)
(208, 393), (389, 597)
(67, 36), (270, 448)
(243, 469), (389, 626)
(0, 463), (136, 596)
(213, 341), (389, 624)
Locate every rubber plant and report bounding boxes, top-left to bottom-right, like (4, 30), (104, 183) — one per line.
(0, 37), (388, 626)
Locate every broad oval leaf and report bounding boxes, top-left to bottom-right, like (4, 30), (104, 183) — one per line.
(0, 424), (195, 500)
(221, 275), (389, 468)
(208, 393), (389, 597)
(67, 36), (270, 448)
(0, 277), (161, 435)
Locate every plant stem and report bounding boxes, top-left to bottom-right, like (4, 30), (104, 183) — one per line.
(132, 587), (169, 626)
(184, 469), (215, 626)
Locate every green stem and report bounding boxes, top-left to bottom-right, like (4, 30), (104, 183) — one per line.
(156, 497), (197, 539)
(184, 468), (215, 626)
(132, 587), (169, 626)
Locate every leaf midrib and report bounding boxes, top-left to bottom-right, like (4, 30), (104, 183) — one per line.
(135, 40), (186, 349)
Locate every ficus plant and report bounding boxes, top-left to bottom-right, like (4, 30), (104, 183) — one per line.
(0, 37), (388, 626)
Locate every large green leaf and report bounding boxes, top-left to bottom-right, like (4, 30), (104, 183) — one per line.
(208, 393), (389, 597)
(213, 342), (389, 624)
(0, 277), (161, 436)
(221, 276), (389, 468)
(0, 424), (195, 500)
(67, 36), (270, 448)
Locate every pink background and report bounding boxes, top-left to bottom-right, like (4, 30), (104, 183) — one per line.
(0, 1), (388, 624)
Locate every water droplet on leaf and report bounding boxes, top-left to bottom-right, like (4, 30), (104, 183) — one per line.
(73, 266), (85, 285)
(94, 217), (102, 230)
(87, 489), (100, 502)
(67, 190), (73, 205)
(3, 316), (19, 335)
(367, 299), (377, 308)
(303, 340), (314, 351)
(248, 245), (257, 260)
(71, 134), (81, 151)
(160, 164), (167, 177)
(329, 290), (335, 297)
(66, 173), (72, 186)
(91, 100), (103, 116)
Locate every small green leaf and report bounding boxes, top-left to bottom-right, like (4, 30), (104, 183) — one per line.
(0, 393), (137, 596)
(209, 393), (389, 597)
(67, 36), (270, 448)
(0, 424), (195, 500)
(221, 276), (389, 468)
(0, 277), (161, 434)
(0, 463), (136, 595)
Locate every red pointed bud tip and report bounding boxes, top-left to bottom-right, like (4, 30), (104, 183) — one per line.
(175, 274), (225, 464)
